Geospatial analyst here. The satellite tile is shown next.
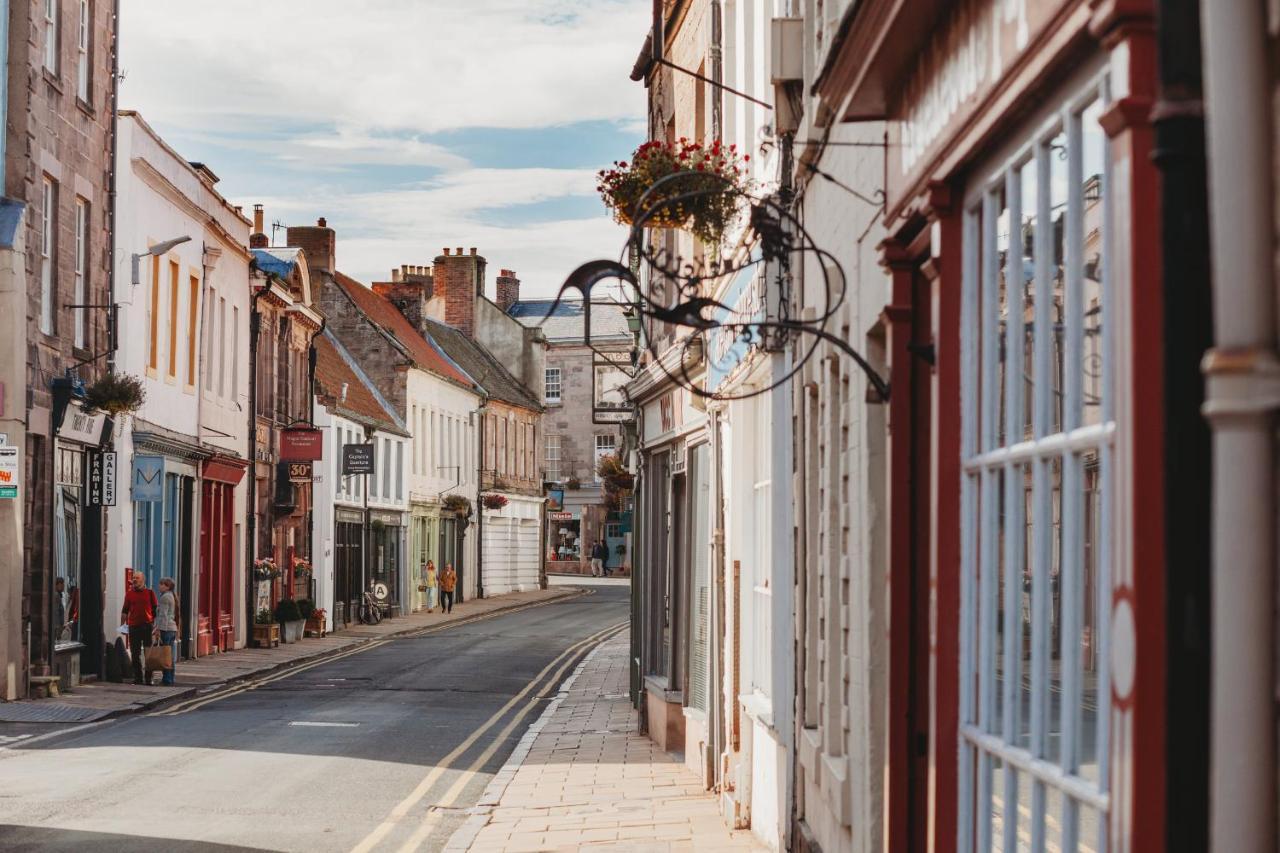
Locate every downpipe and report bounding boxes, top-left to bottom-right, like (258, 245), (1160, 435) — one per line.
(1199, 0), (1279, 849)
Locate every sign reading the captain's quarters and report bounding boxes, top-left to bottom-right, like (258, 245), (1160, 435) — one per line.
(342, 443), (375, 476)
(0, 445), (19, 499)
(132, 455), (165, 502)
(279, 425), (324, 461)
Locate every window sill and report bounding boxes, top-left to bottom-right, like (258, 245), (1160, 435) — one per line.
(42, 68), (63, 92)
(739, 690), (775, 730)
(644, 674), (683, 704)
(75, 97), (94, 119)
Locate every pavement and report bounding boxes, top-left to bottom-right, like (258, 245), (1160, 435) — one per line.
(0, 585), (582, 732)
(446, 631), (766, 853)
(0, 579), (630, 852)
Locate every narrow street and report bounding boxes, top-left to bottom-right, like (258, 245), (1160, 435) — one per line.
(0, 584), (628, 852)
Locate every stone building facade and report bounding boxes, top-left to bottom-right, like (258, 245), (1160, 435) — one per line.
(4, 0), (118, 697)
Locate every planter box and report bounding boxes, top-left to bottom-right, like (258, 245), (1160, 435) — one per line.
(304, 616), (327, 638)
(280, 619), (305, 643)
(252, 623), (280, 648)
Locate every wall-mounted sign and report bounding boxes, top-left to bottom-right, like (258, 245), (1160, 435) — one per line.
(279, 426), (323, 461)
(132, 455), (165, 502)
(342, 443), (375, 476)
(0, 445), (19, 499)
(58, 400), (107, 446)
(86, 450), (116, 506)
(549, 511), (573, 521)
(288, 462), (313, 483)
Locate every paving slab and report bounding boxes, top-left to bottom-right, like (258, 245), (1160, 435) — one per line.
(446, 632), (766, 852)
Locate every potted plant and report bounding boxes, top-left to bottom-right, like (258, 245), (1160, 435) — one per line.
(252, 608), (279, 648)
(597, 138), (750, 243)
(482, 493), (509, 511)
(293, 557), (313, 580)
(442, 494), (472, 517)
(566, 477), (582, 490)
(275, 598), (305, 643)
(83, 372), (146, 417)
(305, 607), (328, 638)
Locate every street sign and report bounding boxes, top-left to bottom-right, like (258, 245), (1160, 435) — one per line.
(288, 461), (313, 482)
(342, 443), (375, 476)
(0, 445), (18, 499)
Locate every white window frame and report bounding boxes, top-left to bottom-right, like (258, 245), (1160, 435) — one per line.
(544, 434), (561, 483)
(40, 177), (55, 335)
(43, 0), (58, 74)
(958, 71), (1115, 853)
(593, 433), (616, 481)
(75, 0), (89, 101)
(544, 367), (562, 404)
(73, 197), (87, 348)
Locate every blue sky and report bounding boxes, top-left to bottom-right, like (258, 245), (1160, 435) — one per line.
(119, 0), (649, 296)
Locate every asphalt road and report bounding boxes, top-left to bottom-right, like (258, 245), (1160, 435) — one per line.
(0, 582), (629, 853)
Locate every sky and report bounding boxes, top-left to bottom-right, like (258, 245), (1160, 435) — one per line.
(118, 0), (649, 298)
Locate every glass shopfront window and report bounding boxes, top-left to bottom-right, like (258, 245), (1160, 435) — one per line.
(370, 518), (402, 606)
(53, 445), (83, 648)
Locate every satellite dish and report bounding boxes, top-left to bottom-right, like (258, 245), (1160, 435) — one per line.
(372, 581), (389, 602)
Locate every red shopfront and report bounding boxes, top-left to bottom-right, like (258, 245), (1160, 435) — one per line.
(818, 0), (1165, 849)
(200, 455), (247, 654)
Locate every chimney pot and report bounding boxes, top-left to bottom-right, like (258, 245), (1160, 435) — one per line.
(252, 203), (264, 235)
(470, 247), (477, 256)
(392, 269), (401, 282)
(444, 248), (451, 256)
(456, 247), (464, 255)
(317, 216), (327, 227)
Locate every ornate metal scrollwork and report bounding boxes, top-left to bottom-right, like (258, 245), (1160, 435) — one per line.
(542, 169), (891, 404)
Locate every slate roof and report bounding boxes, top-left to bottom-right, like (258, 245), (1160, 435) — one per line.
(332, 272), (477, 390)
(421, 318), (542, 412)
(508, 298), (632, 343)
(314, 331), (406, 436)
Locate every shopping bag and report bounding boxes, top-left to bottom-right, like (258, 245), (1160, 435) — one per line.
(145, 643), (172, 672)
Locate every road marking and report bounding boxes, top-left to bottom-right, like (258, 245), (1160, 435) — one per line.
(153, 590), (591, 718)
(395, 622), (628, 853)
(289, 721), (360, 728)
(349, 619), (627, 853)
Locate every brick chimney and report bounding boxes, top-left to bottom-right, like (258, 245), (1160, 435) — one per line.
(432, 246), (486, 338)
(372, 264), (435, 332)
(496, 269), (520, 313)
(249, 203), (268, 249)
(286, 217), (336, 274)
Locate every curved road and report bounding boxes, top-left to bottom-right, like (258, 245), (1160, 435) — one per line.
(0, 582), (629, 852)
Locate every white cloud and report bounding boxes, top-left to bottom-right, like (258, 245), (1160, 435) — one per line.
(120, 0), (650, 135)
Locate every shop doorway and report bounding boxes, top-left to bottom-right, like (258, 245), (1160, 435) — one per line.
(334, 514), (363, 625)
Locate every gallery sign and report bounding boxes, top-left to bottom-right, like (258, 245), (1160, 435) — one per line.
(57, 400), (107, 446)
(86, 450), (117, 507)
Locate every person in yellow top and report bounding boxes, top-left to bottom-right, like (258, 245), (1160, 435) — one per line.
(423, 560), (439, 612)
(440, 563), (457, 614)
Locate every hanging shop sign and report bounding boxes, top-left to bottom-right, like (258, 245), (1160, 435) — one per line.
(57, 400), (107, 445)
(0, 445), (19, 499)
(86, 450), (116, 507)
(342, 443), (375, 476)
(288, 462), (313, 483)
(132, 455), (165, 502)
(279, 425), (324, 461)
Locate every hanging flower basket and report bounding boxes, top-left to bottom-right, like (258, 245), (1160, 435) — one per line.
(253, 558), (280, 582)
(597, 139), (750, 243)
(293, 557), (313, 579)
(84, 372), (146, 416)
(482, 493), (509, 511)
(443, 494), (473, 517)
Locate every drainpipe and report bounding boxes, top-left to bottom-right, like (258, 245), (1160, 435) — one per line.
(246, 284), (268, 635)
(1199, 2), (1279, 850)
(476, 403), (487, 599)
(306, 318), (325, 600)
(1151, 0), (1211, 846)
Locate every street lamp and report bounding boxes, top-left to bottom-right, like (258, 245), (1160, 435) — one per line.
(131, 235), (192, 286)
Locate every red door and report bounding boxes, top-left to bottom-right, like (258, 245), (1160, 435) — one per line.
(200, 457), (246, 654)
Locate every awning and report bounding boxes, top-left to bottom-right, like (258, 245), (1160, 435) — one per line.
(202, 455), (248, 486)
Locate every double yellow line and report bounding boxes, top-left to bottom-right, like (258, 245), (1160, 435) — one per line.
(153, 589), (593, 718)
(351, 619), (628, 853)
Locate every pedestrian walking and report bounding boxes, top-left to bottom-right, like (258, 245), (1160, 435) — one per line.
(155, 578), (180, 686)
(590, 540), (606, 577)
(120, 571), (157, 685)
(424, 560), (438, 612)
(440, 563), (457, 614)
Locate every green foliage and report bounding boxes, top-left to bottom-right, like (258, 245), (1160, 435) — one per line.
(255, 608), (274, 625)
(295, 598), (315, 621)
(84, 372), (146, 416)
(274, 598), (302, 623)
